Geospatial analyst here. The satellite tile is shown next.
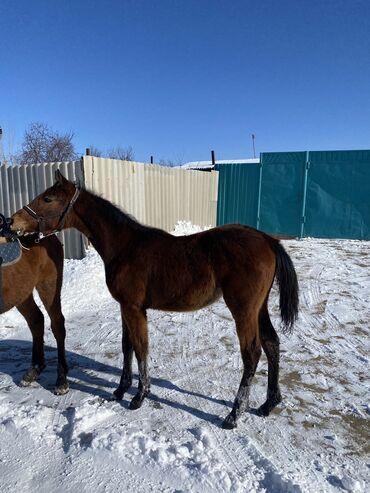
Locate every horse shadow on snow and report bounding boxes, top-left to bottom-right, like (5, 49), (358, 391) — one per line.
(0, 339), (235, 427)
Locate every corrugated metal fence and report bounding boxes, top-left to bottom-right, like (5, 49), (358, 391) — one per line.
(2, 150), (368, 260)
(1, 157), (219, 259)
(83, 156), (219, 232)
(0, 160), (86, 259)
(217, 150), (370, 240)
(216, 162), (260, 229)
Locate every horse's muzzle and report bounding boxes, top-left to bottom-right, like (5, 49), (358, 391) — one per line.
(0, 214), (18, 240)
(0, 215), (16, 239)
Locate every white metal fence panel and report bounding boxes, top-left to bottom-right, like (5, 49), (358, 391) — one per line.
(0, 161), (86, 259)
(1, 157), (218, 259)
(83, 156), (219, 231)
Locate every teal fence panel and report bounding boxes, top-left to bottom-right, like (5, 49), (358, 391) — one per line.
(259, 152), (307, 236)
(216, 149), (370, 240)
(216, 162), (260, 227)
(304, 150), (370, 240)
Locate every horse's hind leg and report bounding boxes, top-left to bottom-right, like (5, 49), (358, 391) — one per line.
(222, 308), (262, 429)
(115, 304), (150, 410)
(17, 295), (46, 385)
(36, 280), (69, 395)
(257, 302), (282, 416)
(113, 311), (133, 400)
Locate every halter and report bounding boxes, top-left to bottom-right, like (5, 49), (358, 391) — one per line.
(23, 186), (80, 240)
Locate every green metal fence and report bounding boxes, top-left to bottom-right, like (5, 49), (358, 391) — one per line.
(216, 162), (260, 228)
(216, 150), (370, 240)
(304, 151), (370, 239)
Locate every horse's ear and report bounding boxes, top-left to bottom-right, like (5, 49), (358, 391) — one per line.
(55, 170), (67, 185)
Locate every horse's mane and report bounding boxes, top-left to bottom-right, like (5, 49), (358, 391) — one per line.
(83, 188), (168, 236)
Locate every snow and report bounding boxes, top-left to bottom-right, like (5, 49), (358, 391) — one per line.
(0, 223), (369, 492)
(180, 158), (259, 170)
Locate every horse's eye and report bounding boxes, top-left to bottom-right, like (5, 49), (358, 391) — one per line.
(44, 196), (52, 203)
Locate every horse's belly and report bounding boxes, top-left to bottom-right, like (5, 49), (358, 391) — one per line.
(152, 287), (222, 312)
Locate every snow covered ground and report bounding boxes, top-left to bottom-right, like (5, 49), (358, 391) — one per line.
(0, 222), (369, 492)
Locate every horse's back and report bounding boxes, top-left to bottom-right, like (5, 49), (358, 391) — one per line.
(196, 224), (277, 270)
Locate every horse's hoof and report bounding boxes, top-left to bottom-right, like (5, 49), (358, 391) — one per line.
(19, 378), (33, 387)
(129, 391), (149, 410)
(255, 404), (270, 417)
(222, 414), (237, 429)
(257, 395), (282, 417)
(129, 397), (143, 410)
(113, 388), (124, 401)
(54, 382), (69, 396)
(20, 366), (44, 386)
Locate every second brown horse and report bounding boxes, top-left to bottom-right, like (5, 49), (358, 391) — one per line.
(0, 234), (68, 394)
(11, 171), (299, 428)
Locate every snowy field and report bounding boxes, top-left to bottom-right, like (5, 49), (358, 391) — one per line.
(0, 223), (369, 492)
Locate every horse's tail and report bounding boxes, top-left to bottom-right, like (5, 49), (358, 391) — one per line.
(273, 241), (299, 332)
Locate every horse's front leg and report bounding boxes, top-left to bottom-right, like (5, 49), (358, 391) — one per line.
(115, 304), (150, 409)
(113, 312), (133, 400)
(37, 281), (69, 395)
(17, 296), (46, 385)
(49, 312), (69, 395)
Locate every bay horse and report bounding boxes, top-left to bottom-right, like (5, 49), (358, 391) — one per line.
(10, 170), (299, 428)
(0, 232), (69, 394)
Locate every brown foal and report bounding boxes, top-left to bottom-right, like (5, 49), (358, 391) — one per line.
(11, 171), (298, 428)
(0, 234), (68, 394)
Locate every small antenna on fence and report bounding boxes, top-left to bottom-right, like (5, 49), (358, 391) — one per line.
(86, 148), (91, 156)
(150, 155), (153, 164)
(251, 134), (256, 159)
(211, 150), (216, 167)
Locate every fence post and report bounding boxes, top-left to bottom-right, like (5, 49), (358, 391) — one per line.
(78, 157), (86, 189)
(86, 148), (91, 156)
(256, 154), (263, 230)
(300, 151), (310, 239)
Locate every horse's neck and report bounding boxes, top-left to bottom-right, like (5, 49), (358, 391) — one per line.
(71, 189), (136, 264)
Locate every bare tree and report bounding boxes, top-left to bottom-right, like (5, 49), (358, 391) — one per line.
(20, 122), (77, 164)
(0, 127), (22, 165)
(107, 145), (134, 161)
(87, 145), (134, 161)
(159, 158), (183, 167)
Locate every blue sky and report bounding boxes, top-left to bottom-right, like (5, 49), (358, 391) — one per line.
(1, 0), (369, 163)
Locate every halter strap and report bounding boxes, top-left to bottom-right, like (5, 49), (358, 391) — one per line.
(23, 186), (80, 239)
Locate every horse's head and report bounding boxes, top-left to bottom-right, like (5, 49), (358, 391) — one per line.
(0, 214), (14, 239)
(11, 171), (80, 239)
